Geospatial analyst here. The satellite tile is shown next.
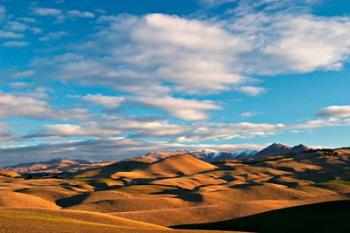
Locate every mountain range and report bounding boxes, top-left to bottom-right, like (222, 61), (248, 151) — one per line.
(4, 143), (311, 174)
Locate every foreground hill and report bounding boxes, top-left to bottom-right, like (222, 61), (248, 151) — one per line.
(0, 209), (238, 233)
(174, 200), (350, 233)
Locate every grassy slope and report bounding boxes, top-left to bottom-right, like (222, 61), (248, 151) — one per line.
(0, 209), (239, 233)
(174, 200), (350, 233)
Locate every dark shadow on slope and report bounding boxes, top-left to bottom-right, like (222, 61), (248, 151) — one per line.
(156, 188), (203, 203)
(56, 192), (90, 208)
(173, 200), (350, 233)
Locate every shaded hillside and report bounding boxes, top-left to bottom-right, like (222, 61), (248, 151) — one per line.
(0, 209), (239, 233)
(174, 200), (350, 233)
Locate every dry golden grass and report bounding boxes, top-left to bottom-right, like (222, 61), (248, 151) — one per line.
(151, 174), (226, 190)
(112, 154), (216, 179)
(0, 191), (60, 209)
(0, 209), (240, 233)
(16, 186), (77, 202)
(0, 169), (21, 178)
(67, 194), (191, 212)
(264, 159), (322, 173)
(117, 184), (177, 194)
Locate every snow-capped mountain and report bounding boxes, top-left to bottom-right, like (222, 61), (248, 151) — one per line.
(193, 149), (258, 162)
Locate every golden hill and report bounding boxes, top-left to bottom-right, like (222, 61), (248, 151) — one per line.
(0, 209), (241, 233)
(112, 154), (217, 179)
(0, 191), (60, 209)
(0, 169), (21, 178)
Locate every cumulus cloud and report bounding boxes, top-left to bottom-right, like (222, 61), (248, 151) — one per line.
(176, 122), (286, 142)
(82, 94), (125, 108)
(32, 7), (63, 17)
(30, 13), (255, 120)
(37, 14), (249, 93)
(0, 31), (23, 39)
(0, 92), (88, 120)
(2, 41), (30, 47)
(241, 112), (259, 118)
(6, 21), (28, 32)
(27, 116), (186, 139)
(67, 10), (95, 18)
(134, 96), (221, 120)
(30, 7), (350, 122)
(318, 105), (350, 118)
(227, 13), (350, 74)
(238, 86), (265, 96)
(198, 0), (235, 7)
(39, 124), (122, 138)
(0, 123), (15, 142)
(39, 31), (67, 41)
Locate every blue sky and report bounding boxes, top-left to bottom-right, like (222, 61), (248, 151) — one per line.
(1, 0), (350, 165)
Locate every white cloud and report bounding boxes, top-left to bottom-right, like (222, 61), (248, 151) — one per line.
(26, 6), (350, 123)
(0, 123), (15, 142)
(2, 41), (30, 47)
(318, 105), (350, 118)
(42, 124), (121, 138)
(32, 7), (62, 17)
(82, 94), (125, 108)
(177, 122), (286, 142)
(39, 31), (67, 41)
(28, 117), (186, 139)
(11, 70), (35, 78)
(0, 31), (23, 39)
(238, 86), (265, 96)
(6, 21), (27, 32)
(241, 112), (258, 118)
(291, 119), (340, 130)
(34, 14), (249, 94)
(17, 17), (37, 23)
(0, 92), (88, 120)
(31, 14), (252, 120)
(67, 10), (95, 18)
(134, 96), (221, 120)
(228, 12), (350, 74)
(198, 0), (235, 7)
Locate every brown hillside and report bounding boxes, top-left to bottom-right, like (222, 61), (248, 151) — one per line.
(112, 154), (216, 179)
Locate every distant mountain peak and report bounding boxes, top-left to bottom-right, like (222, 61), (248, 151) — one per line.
(254, 143), (291, 158)
(269, 143), (291, 148)
(255, 143), (312, 158)
(192, 149), (258, 162)
(291, 144), (310, 153)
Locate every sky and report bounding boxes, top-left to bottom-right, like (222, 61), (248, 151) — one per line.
(1, 0), (350, 165)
